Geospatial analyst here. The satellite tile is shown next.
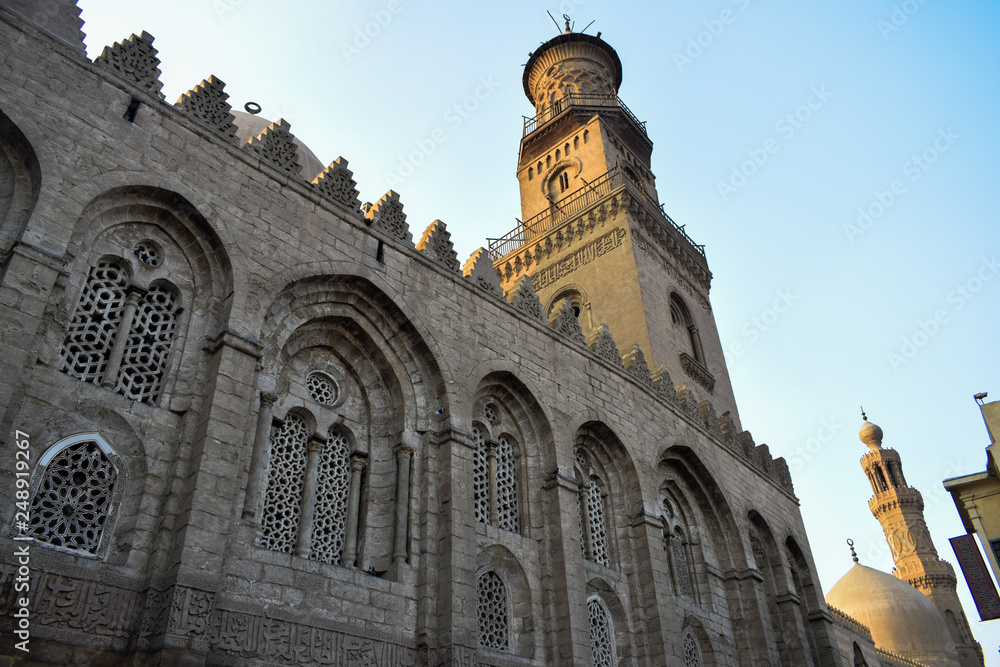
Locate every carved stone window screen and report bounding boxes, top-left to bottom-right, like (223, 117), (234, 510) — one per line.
(672, 529), (694, 598)
(24, 434), (123, 558)
(484, 403), (501, 426)
(60, 259), (128, 384)
(306, 371), (338, 406)
(587, 479), (610, 567)
(477, 569), (510, 652)
(495, 435), (519, 532)
(134, 240), (163, 267)
(472, 425), (489, 524)
(115, 284), (179, 404)
(309, 430), (351, 565)
(588, 596), (616, 667)
(683, 632), (702, 667)
(260, 415), (308, 553)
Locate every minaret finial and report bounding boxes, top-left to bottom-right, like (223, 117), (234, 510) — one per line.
(563, 14), (572, 34)
(847, 538), (859, 564)
(861, 406), (867, 421)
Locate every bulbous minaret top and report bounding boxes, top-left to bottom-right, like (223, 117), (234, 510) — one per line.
(522, 28), (622, 115)
(859, 410), (884, 450)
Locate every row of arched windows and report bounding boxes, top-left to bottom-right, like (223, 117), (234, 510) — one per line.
(526, 130), (589, 181)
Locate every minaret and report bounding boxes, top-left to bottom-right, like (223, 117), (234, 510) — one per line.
(859, 414), (984, 667)
(489, 21), (741, 422)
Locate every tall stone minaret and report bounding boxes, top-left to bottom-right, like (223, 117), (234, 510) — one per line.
(859, 414), (984, 667)
(490, 20), (742, 423)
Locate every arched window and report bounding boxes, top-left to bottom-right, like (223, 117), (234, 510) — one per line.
(853, 642), (869, 667)
(588, 596), (616, 667)
(472, 424), (520, 532)
(585, 478), (609, 566)
(559, 171), (570, 191)
(873, 464), (888, 492)
(669, 293), (703, 363)
(583, 129), (590, 144)
(60, 257), (180, 404)
(60, 259), (129, 385)
(260, 414), (309, 554)
(477, 569), (510, 652)
(24, 434), (122, 558)
(309, 429), (352, 565)
(574, 136), (579, 150)
(528, 167), (533, 181)
(683, 632), (703, 666)
(672, 527), (694, 598)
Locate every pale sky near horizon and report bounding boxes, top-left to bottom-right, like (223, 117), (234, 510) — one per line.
(71, 0), (1000, 656)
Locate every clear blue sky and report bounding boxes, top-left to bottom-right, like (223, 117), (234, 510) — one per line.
(78, 0), (1000, 655)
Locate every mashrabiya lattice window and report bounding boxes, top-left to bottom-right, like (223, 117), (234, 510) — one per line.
(477, 570), (510, 652)
(588, 596), (616, 667)
(24, 435), (120, 557)
(60, 257), (180, 404)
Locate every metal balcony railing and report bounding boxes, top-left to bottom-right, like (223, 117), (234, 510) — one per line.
(523, 93), (647, 138)
(487, 166), (706, 266)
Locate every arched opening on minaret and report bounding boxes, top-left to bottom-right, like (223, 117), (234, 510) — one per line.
(872, 464), (889, 492)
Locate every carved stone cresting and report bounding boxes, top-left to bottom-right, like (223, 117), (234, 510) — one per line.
(312, 157), (362, 214)
(416, 220), (460, 272)
(463, 248), (503, 297)
(175, 75), (237, 139)
(366, 190), (412, 245)
(94, 31), (164, 99)
(698, 400), (724, 438)
(651, 365), (675, 403)
(622, 344), (653, 387)
(505, 274), (544, 322)
(679, 352), (715, 393)
(587, 323), (623, 368)
(548, 299), (586, 346)
(674, 383), (701, 420)
(246, 119), (302, 176)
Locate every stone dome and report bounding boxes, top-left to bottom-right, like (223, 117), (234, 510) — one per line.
(826, 564), (959, 666)
(859, 420), (884, 449)
(230, 109), (325, 181)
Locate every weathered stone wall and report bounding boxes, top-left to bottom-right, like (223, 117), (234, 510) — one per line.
(0, 8), (859, 666)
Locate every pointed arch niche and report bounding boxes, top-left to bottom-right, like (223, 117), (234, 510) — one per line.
(250, 275), (446, 578)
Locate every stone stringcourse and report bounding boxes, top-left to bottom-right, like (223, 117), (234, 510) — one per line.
(621, 344), (653, 387)
(504, 274), (545, 322)
(312, 157), (362, 214)
(547, 299), (586, 346)
(175, 76), (237, 140)
(462, 248), (503, 297)
(245, 119), (302, 176)
(586, 324), (623, 368)
(93, 31), (164, 99)
(366, 190), (412, 245)
(416, 220), (460, 272)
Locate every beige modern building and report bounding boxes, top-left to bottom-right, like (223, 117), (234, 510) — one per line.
(0, 1), (983, 665)
(945, 397), (1000, 596)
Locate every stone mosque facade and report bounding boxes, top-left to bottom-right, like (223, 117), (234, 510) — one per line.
(0, 2), (982, 665)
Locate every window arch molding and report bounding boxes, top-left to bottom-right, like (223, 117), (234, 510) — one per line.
(660, 488), (703, 604)
(21, 432), (127, 560)
(55, 186), (233, 407)
(0, 108), (42, 270)
(538, 157), (582, 198)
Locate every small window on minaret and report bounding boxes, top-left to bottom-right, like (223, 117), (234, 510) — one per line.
(528, 167), (533, 181)
(537, 161), (543, 173)
(559, 172), (569, 192)
(565, 142), (570, 154)
(555, 149), (561, 161)
(584, 130), (590, 144)
(574, 136), (580, 150)
(546, 155), (552, 169)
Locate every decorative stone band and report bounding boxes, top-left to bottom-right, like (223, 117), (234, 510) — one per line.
(0, 565), (417, 665)
(530, 227), (626, 291)
(679, 352), (715, 393)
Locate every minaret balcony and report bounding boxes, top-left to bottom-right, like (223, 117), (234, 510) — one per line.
(488, 165), (707, 274)
(523, 92), (648, 140)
